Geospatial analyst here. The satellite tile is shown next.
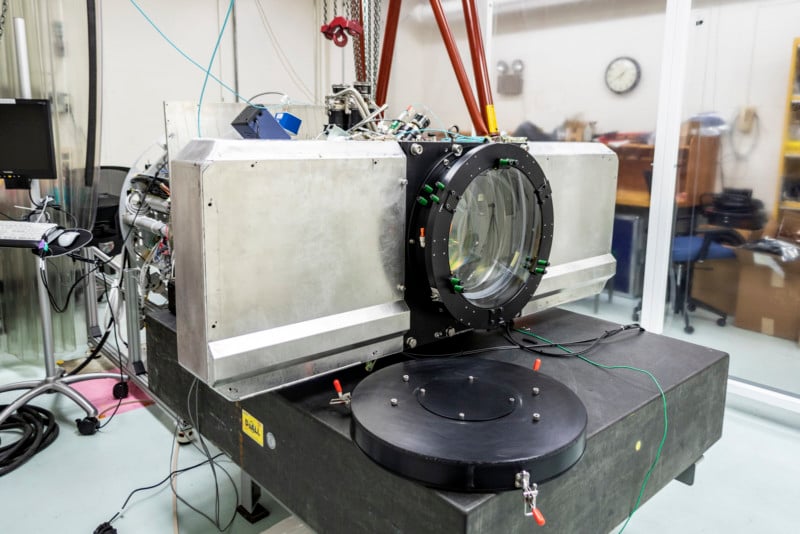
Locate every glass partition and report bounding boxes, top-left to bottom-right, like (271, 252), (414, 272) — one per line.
(658, 1), (800, 397)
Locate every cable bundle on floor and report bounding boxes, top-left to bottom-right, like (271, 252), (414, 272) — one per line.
(0, 405), (59, 476)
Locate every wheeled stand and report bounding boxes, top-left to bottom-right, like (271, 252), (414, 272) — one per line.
(0, 255), (126, 435)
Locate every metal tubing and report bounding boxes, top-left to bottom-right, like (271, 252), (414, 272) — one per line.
(84, 248), (101, 336)
(13, 18), (32, 98)
(14, 17), (42, 201)
(124, 268), (142, 368)
(428, 0), (488, 136)
(62, 372), (130, 384)
(376, 0), (402, 107)
(461, 0), (496, 134)
(36, 257), (58, 378)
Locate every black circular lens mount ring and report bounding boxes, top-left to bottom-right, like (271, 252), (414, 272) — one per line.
(408, 142), (554, 330)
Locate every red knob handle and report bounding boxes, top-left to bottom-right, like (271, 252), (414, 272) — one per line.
(533, 358), (542, 372)
(333, 379), (343, 394)
(532, 508), (546, 526)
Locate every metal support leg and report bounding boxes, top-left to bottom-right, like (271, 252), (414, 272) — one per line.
(124, 267), (144, 374)
(236, 471), (270, 524)
(84, 247), (102, 338)
(61, 372), (130, 384)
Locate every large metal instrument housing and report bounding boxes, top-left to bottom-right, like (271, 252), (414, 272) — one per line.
(171, 140), (410, 399)
(171, 140), (617, 399)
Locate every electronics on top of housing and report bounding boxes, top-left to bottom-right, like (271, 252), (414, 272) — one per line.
(0, 99), (58, 189)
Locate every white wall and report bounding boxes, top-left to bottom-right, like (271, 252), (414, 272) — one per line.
(100, 0), (317, 167)
(100, 0), (800, 208)
(392, 0), (800, 207)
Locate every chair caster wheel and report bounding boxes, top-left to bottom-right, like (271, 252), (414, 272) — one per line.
(687, 303), (697, 312)
(717, 318), (726, 327)
(684, 325), (695, 334)
(77, 416), (99, 435)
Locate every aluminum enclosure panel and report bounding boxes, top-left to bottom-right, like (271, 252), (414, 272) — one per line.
(524, 142), (618, 314)
(171, 140), (409, 398)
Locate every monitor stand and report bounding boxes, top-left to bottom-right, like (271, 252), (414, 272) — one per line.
(0, 254), (127, 435)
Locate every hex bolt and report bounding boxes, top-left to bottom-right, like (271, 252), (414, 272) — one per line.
(419, 388), (426, 395)
(406, 337), (417, 349)
(509, 397), (516, 404)
(410, 143), (423, 156)
(397, 284), (406, 292)
(402, 374), (410, 382)
(468, 376), (475, 382)
(532, 413), (541, 422)
(446, 327), (456, 337)
(390, 398), (398, 407)
(399, 178), (408, 186)
(532, 387), (541, 396)
(458, 412), (465, 420)
(452, 144), (463, 156)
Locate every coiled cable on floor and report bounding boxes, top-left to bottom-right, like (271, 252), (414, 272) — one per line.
(0, 405), (60, 476)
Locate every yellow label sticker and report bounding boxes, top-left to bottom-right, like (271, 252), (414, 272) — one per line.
(486, 105), (498, 134)
(241, 409), (264, 447)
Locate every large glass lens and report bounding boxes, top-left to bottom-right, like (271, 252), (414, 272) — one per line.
(448, 167), (539, 308)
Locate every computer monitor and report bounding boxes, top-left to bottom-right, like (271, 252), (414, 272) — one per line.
(0, 98), (58, 188)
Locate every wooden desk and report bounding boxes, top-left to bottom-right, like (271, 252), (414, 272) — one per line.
(611, 132), (720, 208)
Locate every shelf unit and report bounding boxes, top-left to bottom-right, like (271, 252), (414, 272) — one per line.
(778, 38), (800, 213)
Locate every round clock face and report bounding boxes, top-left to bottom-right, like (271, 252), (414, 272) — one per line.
(605, 56), (641, 94)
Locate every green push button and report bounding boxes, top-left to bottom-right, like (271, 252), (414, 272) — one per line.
(453, 284), (464, 293)
(450, 277), (461, 285)
(422, 184), (434, 194)
(534, 267), (546, 275)
(430, 194), (441, 203)
(537, 259), (549, 266)
(417, 196), (429, 206)
(435, 181), (446, 190)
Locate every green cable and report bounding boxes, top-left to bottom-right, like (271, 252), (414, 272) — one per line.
(515, 329), (668, 534)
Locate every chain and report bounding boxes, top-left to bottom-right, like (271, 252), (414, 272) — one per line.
(371, 0), (382, 88)
(323, 0), (328, 25)
(0, 0), (9, 42)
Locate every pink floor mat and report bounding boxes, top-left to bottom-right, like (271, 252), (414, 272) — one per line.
(69, 369), (153, 419)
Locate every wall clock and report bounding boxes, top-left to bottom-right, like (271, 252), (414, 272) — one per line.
(605, 56), (641, 94)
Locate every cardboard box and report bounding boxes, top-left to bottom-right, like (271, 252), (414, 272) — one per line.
(734, 249), (800, 340)
(691, 258), (740, 315)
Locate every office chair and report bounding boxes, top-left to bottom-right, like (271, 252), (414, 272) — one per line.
(672, 228), (745, 333)
(89, 166), (128, 256)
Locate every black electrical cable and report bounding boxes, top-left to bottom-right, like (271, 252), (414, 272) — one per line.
(0, 405), (60, 476)
(504, 322), (645, 358)
(169, 420), (239, 532)
(0, 210), (18, 220)
(39, 258), (100, 314)
(103, 452), (226, 526)
(184, 378), (239, 531)
(66, 322), (112, 376)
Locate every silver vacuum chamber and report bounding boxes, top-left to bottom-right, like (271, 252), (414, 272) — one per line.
(170, 139), (617, 399)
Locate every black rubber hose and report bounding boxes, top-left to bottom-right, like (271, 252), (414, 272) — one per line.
(0, 405), (60, 476)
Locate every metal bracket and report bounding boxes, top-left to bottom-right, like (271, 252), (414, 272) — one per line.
(515, 470), (546, 526)
(329, 379), (352, 408)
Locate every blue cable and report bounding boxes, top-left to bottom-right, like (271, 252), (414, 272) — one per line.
(128, 0), (260, 110)
(197, 0), (235, 137)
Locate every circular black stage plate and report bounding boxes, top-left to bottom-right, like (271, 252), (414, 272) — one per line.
(351, 357), (587, 491)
